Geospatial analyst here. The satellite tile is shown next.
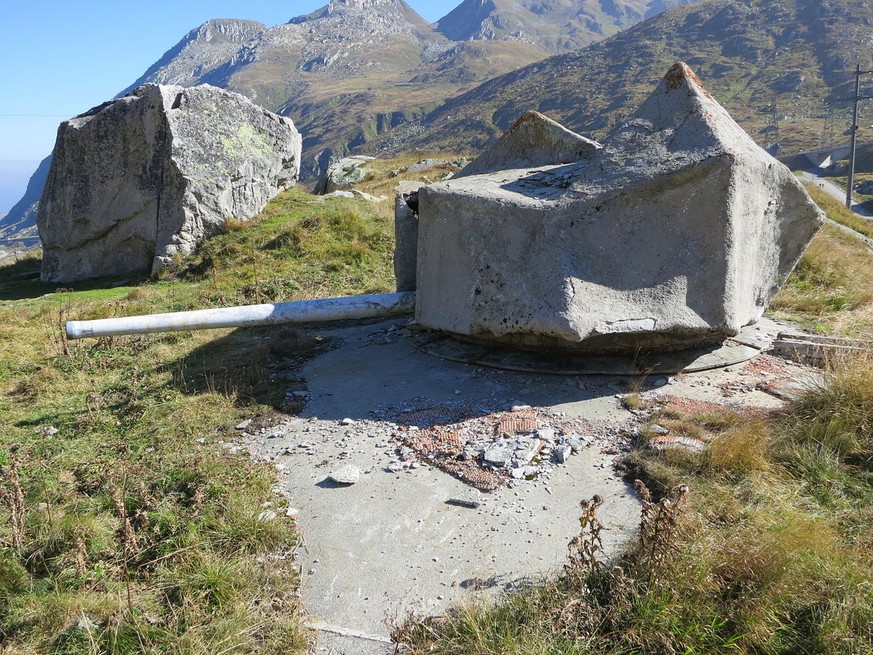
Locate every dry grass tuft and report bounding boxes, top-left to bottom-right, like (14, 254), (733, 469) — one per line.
(705, 418), (770, 473)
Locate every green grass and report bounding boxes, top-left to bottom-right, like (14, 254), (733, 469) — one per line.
(0, 187), (397, 654)
(804, 184), (873, 239)
(770, 223), (873, 338)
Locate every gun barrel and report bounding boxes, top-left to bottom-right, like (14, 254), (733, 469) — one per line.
(66, 292), (416, 340)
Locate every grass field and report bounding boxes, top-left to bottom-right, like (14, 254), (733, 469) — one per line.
(0, 190), (395, 654)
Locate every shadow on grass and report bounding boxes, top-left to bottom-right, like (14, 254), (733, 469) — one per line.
(0, 257), (150, 302)
(0, 258), (48, 300)
(169, 325), (339, 412)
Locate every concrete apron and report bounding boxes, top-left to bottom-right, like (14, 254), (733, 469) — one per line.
(252, 316), (807, 654)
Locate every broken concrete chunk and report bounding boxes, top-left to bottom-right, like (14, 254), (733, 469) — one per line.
(39, 84), (301, 283)
(415, 63), (824, 353)
(329, 464), (361, 485)
(536, 428), (556, 442)
(552, 445), (573, 464)
(455, 110), (601, 178)
(512, 438), (541, 466)
(483, 443), (514, 468)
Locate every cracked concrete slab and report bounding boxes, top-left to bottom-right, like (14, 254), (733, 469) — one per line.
(240, 315), (812, 653)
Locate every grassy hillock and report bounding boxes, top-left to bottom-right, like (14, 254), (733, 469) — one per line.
(0, 190), (395, 654)
(0, 161), (871, 653)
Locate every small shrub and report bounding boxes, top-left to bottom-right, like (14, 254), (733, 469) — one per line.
(222, 217), (247, 233)
(125, 287), (150, 302)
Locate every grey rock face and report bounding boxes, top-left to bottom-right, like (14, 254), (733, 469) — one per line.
(414, 63), (824, 353)
(436, 0), (699, 51)
(455, 110), (601, 179)
(313, 156), (374, 195)
(38, 84), (301, 283)
(123, 19), (267, 93)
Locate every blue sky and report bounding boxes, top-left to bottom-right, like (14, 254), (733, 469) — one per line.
(0, 0), (462, 213)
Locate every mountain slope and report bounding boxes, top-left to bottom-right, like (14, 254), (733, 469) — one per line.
(385, 0), (872, 157)
(126, 19), (267, 90)
(122, 0), (707, 175)
(436, 0), (698, 52)
(121, 0), (552, 175)
(0, 157), (50, 247)
(2, 0), (709, 243)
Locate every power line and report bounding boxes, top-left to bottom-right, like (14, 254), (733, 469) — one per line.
(0, 114), (69, 117)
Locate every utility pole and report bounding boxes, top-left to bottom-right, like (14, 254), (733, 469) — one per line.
(845, 64), (873, 209)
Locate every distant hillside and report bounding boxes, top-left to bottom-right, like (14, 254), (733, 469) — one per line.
(122, 0), (708, 176)
(382, 0), (872, 157)
(436, 0), (698, 52)
(121, 0), (551, 176)
(0, 157), (49, 247)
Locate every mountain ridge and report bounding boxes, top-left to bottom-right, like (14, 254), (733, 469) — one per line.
(372, 0), (873, 159)
(9, 0), (859, 248)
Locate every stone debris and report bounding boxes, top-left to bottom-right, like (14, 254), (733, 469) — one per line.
(414, 63), (824, 353)
(313, 156), (374, 195)
(328, 464), (362, 485)
(39, 84), (301, 283)
(384, 403), (628, 491)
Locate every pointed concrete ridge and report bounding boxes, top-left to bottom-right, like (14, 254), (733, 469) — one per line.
(414, 62), (825, 353)
(455, 110), (602, 178)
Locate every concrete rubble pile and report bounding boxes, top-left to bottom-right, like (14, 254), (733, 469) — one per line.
(38, 84), (302, 283)
(399, 63), (824, 353)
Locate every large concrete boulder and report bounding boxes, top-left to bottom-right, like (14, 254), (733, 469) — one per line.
(38, 84), (301, 283)
(415, 63), (824, 353)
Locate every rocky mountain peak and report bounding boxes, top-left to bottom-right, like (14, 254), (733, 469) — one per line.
(291, 0), (429, 27)
(328, 0), (399, 10)
(436, 0), (698, 50)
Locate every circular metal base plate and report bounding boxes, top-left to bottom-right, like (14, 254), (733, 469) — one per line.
(409, 329), (762, 376)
